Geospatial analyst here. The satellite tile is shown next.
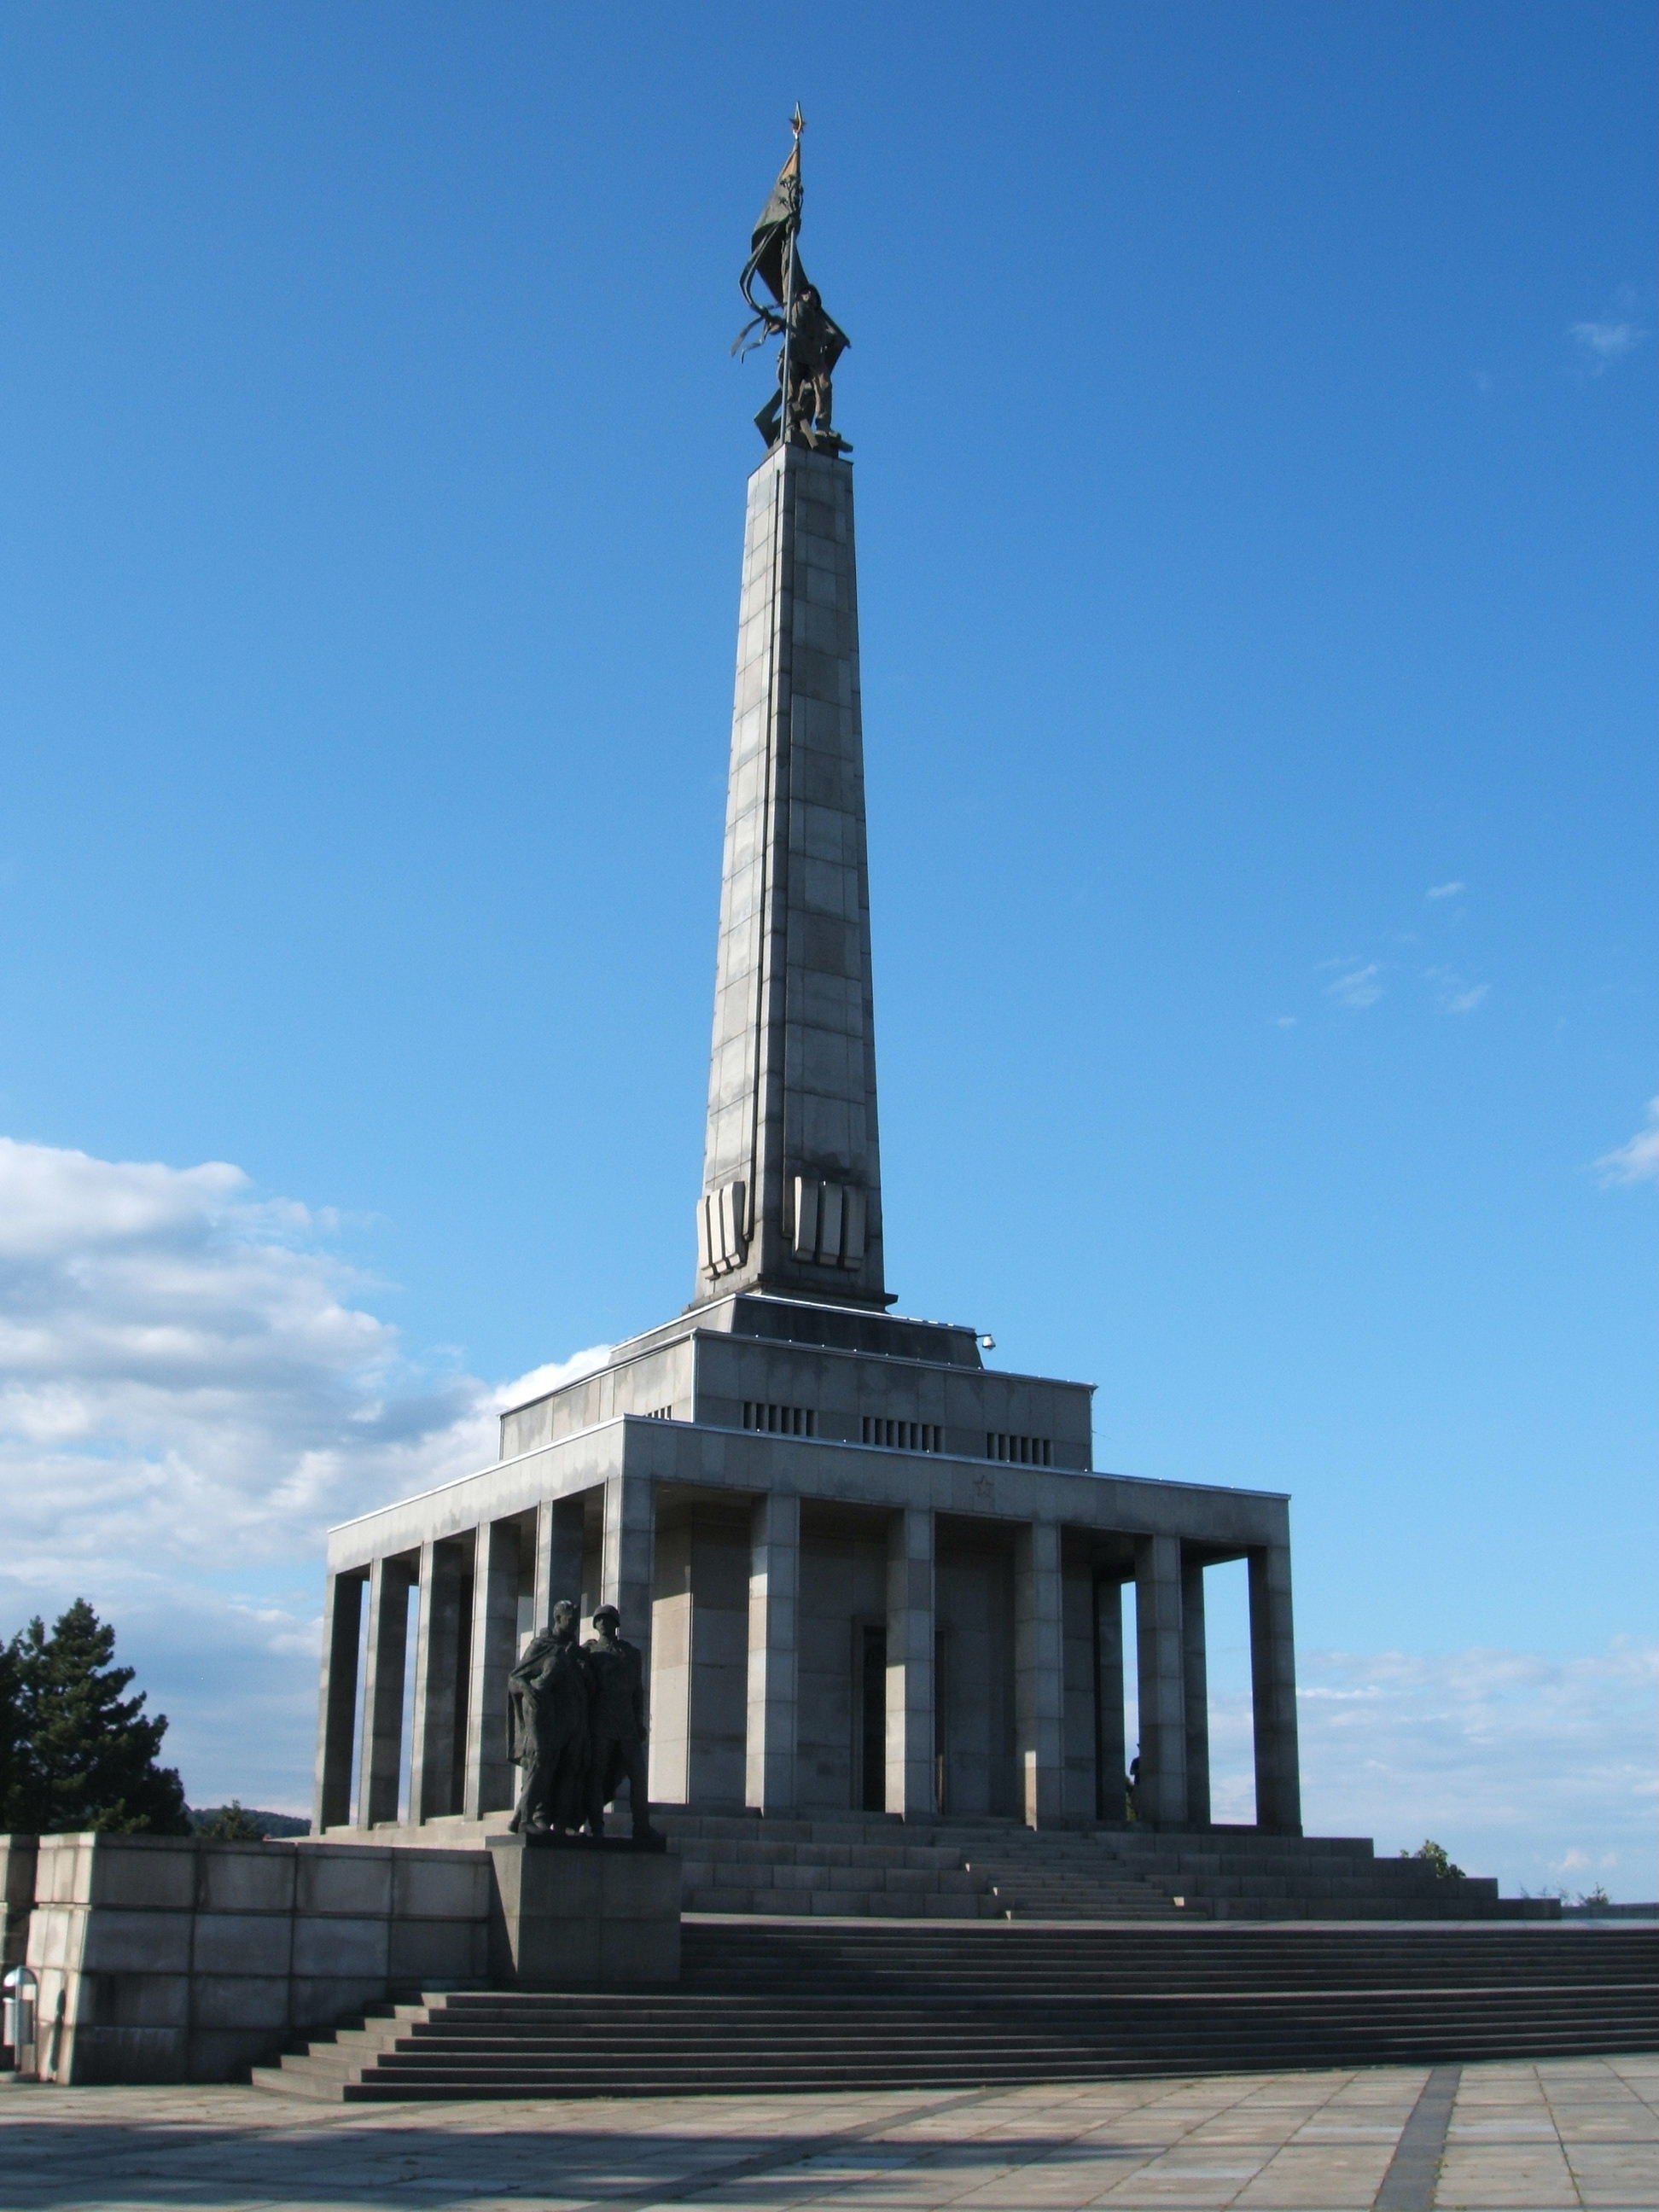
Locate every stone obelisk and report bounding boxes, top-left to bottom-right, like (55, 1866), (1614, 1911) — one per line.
(696, 125), (888, 1310)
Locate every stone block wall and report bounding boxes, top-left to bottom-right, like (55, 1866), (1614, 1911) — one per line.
(2, 1832), (37, 1969)
(22, 1832), (492, 2085)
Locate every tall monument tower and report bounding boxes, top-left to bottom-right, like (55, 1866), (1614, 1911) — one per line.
(311, 127), (1304, 1857)
(696, 122), (888, 1309)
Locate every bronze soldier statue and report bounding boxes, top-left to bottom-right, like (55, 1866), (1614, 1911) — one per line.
(506, 1598), (590, 1834)
(734, 117), (851, 455)
(779, 282), (847, 449)
(582, 1605), (660, 1841)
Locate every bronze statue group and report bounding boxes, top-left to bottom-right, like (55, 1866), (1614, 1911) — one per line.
(506, 1603), (661, 1842)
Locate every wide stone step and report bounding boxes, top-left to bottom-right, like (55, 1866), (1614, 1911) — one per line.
(254, 1921), (1655, 2101)
(658, 1814), (1522, 1924)
(373, 2010), (1651, 2063)
(684, 1858), (977, 1889)
(676, 1839), (967, 1870)
(334, 2007), (1654, 2098)
(684, 1887), (997, 1918)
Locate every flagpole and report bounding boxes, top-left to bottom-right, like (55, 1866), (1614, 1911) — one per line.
(779, 106), (803, 449)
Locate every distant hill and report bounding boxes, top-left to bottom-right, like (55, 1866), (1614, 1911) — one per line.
(189, 1806), (311, 1838)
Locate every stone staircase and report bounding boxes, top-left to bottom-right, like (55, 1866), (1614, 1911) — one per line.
(253, 1920), (1658, 2099)
(655, 1808), (1551, 1922)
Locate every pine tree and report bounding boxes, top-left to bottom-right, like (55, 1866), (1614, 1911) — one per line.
(0, 1631), (21, 1826)
(2, 1600), (190, 1835)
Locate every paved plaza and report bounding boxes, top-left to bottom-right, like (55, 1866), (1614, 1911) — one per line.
(3, 2055), (1655, 2210)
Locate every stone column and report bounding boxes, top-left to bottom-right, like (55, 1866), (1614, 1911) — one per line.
(885, 1506), (935, 1818)
(746, 1491), (800, 1813)
(602, 1471), (656, 1676)
(602, 1471), (657, 1824)
(535, 1494), (588, 1631)
(409, 1539), (466, 1821)
(1093, 1575), (1128, 1823)
(312, 1568), (365, 1833)
(1181, 1555), (1211, 1829)
(462, 1521), (522, 1820)
(1249, 1543), (1302, 1834)
(1014, 1520), (1065, 1829)
(649, 1516), (693, 1805)
(357, 1554), (413, 1829)
(1134, 1534), (1188, 1828)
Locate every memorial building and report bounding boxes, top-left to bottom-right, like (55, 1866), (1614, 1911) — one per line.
(311, 128), (1302, 1852)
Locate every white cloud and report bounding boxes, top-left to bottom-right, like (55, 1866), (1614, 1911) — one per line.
(1595, 1099), (1659, 1188)
(1571, 318), (1643, 372)
(1324, 962), (1383, 1010)
(1423, 967), (1489, 1015)
(1273, 1016), (1297, 1029)
(1425, 881), (1465, 902)
(0, 1136), (608, 1810)
(1207, 1640), (1658, 1901)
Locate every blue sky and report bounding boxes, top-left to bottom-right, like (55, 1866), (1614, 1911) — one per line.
(0, 3), (1652, 1893)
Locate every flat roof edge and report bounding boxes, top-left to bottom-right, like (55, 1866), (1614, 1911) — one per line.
(329, 1415), (1289, 1536)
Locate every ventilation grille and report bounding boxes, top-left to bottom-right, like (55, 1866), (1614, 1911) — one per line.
(743, 1401), (816, 1437)
(987, 1432), (1052, 1466)
(644, 1406), (674, 1421)
(861, 1417), (943, 1453)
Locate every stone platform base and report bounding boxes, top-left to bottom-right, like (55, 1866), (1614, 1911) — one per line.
(486, 1835), (680, 1986)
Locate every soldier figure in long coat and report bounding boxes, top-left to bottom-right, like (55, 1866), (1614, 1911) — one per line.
(582, 1605), (661, 1841)
(506, 1598), (590, 1833)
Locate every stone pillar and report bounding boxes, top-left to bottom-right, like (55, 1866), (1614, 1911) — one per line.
(601, 1472), (658, 1823)
(357, 1554), (413, 1829)
(1249, 1543), (1302, 1834)
(1014, 1520), (1065, 1829)
(462, 1521), (521, 1820)
(649, 1516), (694, 1805)
(409, 1539), (467, 1821)
(885, 1506), (935, 1818)
(746, 1491), (800, 1813)
(312, 1568), (365, 1833)
(602, 1471), (656, 1679)
(535, 1494), (588, 1631)
(1181, 1555), (1211, 1829)
(1093, 1575), (1128, 1823)
(1134, 1534), (1188, 1828)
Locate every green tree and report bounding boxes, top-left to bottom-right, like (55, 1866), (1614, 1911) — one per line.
(0, 1630), (21, 1824)
(1400, 1837), (1465, 1880)
(2, 1600), (190, 1835)
(195, 1800), (265, 1841)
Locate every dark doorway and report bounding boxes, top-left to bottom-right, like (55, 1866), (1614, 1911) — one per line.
(859, 1623), (887, 1811)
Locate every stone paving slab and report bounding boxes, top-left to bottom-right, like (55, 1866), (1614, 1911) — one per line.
(1, 2055), (1655, 2209)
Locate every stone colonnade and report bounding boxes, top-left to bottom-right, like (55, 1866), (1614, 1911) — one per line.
(315, 1475), (1301, 1836)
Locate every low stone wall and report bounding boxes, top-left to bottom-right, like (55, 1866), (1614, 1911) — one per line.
(24, 1831), (492, 2085)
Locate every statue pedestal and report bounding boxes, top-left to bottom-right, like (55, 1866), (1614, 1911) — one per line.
(486, 1835), (680, 1988)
